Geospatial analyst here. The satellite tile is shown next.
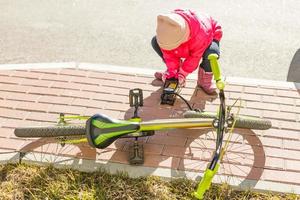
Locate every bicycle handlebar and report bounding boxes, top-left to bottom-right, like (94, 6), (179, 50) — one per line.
(208, 53), (225, 90)
(193, 163), (220, 199)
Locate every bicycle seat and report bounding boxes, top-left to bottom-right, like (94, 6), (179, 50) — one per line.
(86, 114), (140, 149)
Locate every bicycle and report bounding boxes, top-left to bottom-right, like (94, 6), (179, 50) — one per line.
(14, 54), (272, 199)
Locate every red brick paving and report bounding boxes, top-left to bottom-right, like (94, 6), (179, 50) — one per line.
(0, 67), (300, 190)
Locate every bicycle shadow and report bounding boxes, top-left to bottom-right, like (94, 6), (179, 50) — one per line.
(18, 137), (98, 168)
(116, 79), (266, 189)
(17, 78), (267, 189)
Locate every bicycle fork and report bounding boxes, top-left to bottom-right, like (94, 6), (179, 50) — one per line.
(193, 53), (226, 199)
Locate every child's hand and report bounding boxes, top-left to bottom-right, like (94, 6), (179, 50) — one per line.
(177, 68), (189, 87)
(154, 70), (176, 83)
(177, 73), (186, 87)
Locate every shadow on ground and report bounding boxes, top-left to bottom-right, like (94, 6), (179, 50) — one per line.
(17, 79), (266, 189)
(119, 79), (266, 188)
(287, 49), (300, 83)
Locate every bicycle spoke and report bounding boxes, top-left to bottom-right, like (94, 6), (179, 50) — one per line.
(19, 138), (94, 165)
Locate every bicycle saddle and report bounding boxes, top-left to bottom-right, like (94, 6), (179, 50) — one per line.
(86, 114), (140, 149)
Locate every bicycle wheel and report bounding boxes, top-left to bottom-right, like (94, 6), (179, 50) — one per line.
(14, 124), (86, 138)
(183, 110), (271, 130)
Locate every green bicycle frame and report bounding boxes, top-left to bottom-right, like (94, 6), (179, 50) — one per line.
(87, 116), (215, 149)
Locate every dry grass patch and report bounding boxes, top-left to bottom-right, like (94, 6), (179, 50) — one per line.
(0, 163), (299, 200)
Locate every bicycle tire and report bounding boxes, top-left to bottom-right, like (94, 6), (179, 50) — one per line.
(14, 124), (86, 138)
(183, 110), (272, 130)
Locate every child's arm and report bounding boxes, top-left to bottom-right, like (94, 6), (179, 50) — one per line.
(181, 16), (222, 76)
(180, 43), (206, 76)
(161, 49), (181, 78)
(211, 17), (223, 42)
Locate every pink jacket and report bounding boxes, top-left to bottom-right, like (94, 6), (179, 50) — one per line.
(161, 9), (223, 78)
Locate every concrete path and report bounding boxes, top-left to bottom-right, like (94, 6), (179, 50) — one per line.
(1, 0), (300, 81)
(0, 63), (299, 195)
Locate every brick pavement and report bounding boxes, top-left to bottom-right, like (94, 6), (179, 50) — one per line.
(0, 64), (299, 194)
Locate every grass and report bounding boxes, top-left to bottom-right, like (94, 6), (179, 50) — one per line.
(0, 163), (299, 200)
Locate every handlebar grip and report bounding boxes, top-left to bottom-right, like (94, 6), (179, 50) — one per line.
(208, 54), (225, 90)
(208, 54), (221, 81)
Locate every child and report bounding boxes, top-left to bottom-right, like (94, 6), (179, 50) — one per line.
(151, 9), (222, 94)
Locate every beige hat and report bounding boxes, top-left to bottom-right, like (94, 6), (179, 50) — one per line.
(156, 13), (190, 50)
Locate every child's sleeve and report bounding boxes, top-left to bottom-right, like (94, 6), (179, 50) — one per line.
(211, 17), (223, 41)
(161, 49), (181, 78)
(181, 46), (205, 76)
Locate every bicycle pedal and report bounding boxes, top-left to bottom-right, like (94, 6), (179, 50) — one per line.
(161, 78), (179, 105)
(129, 142), (144, 165)
(129, 88), (143, 107)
